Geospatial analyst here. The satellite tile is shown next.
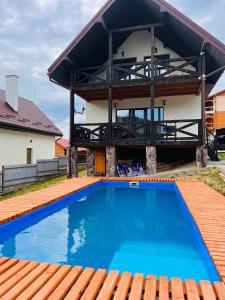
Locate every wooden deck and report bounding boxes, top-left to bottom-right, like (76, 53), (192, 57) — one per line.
(0, 177), (101, 225)
(0, 256), (225, 300)
(1, 177), (225, 299)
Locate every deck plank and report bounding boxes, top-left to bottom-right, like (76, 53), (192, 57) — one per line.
(214, 282), (225, 300)
(113, 272), (132, 300)
(64, 267), (95, 300)
(0, 262), (49, 300)
(0, 258), (18, 275)
(129, 273), (145, 300)
(31, 264), (72, 300)
(143, 275), (157, 300)
(159, 276), (169, 300)
(0, 261), (39, 298)
(185, 279), (200, 300)
(47, 266), (83, 300)
(80, 269), (107, 300)
(16, 263), (60, 300)
(171, 278), (184, 300)
(96, 270), (120, 300)
(0, 260), (29, 285)
(200, 280), (217, 300)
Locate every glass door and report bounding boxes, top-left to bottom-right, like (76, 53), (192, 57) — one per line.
(133, 109), (145, 137)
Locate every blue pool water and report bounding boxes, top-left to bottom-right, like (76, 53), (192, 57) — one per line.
(0, 181), (220, 282)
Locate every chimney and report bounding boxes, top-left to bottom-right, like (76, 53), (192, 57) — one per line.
(5, 75), (19, 112)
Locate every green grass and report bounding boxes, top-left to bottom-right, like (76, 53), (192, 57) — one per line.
(0, 169), (87, 201)
(160, 167), (225, 196)
(218, 152), (225, 160)
(1, 167), (224, 201)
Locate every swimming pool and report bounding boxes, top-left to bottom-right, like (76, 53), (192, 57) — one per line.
(0, 181), (220, 282)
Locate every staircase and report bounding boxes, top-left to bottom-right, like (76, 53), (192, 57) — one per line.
(206, 129), (220, 161)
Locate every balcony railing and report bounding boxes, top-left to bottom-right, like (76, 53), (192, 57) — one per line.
(73, 119), (202, 146)
(74, 56), (201, 88)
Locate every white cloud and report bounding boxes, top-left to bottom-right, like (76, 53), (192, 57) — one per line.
(36, 0), (58, 11)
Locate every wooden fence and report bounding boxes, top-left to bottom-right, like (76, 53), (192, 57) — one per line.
(0, 157), (67, 194)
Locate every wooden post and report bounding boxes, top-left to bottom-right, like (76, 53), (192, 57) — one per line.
(150, 26), (155, 142)
(201, 52), (206, 146)
(108, 31), (113, 141)
(68, 71), (76, 178)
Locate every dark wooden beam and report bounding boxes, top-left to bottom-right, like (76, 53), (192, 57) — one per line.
(108, 31), (113, 141)
(201, 53), (206, 145)
(69, 70), (75, 178)
(111, 23), (163, 34)
(150, 26), (155, 124)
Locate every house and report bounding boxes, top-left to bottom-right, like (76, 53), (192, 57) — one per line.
(48, 0), (225, 177)
(206, 88), (225, 130)
(0, 75), (62, 168)
(55, 138), (87, 163)
(55, 138), (69, 157)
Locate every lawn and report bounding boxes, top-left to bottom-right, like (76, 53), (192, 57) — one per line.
(1, 167), (224, 201)
(218, 152), (225, 160)
(160, 167), (225, 196)
(0, 169), (87, 201)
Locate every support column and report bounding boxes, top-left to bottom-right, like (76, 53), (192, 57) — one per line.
(146, 146), (157, 175)
(68, 146), (78, 178)
(106, 146), (116, 177)
(201, 52), (206, 145)
(68, 70), (75, 178)
(196, 146), (207, 168)
(86, 148), (95, 176)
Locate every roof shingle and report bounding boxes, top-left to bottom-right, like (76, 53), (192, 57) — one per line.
(0, 89), (62, 136)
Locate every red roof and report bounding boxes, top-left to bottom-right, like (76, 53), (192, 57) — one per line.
(0, 89), (62, 136)
(56, 138), (69, 149)
(56, 138), (86, 152)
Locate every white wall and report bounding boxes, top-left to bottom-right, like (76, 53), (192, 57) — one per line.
(85, 29), (200, 135)
(86, 95), (201, 123)
(113, 30), (180, 61)
(0, 128), (56, 169)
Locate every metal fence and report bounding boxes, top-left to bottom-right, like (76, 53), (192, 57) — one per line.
(0, 157), (67, 194)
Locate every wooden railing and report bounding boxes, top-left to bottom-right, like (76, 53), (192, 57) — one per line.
(74, 56), (201, 87)
(74, 119), (202, 146)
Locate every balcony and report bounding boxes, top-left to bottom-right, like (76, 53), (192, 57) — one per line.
(74, 56), (202, 101)
(73, 119), (203, 147)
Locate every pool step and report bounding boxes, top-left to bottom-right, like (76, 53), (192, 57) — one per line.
(119, 241), (200, 259)
(109, 250), (210, 282)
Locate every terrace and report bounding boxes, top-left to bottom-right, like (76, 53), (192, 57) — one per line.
(0, 177), (225, 299)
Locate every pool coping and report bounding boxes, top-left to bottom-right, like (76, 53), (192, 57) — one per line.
(0, 176), (225, 294)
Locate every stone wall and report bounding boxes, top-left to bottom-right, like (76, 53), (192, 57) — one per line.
(68, 146), (78, 178)
(196, 146), (207, 168)
(106, 146), (116, 177)
(146, 146), (157, 174)
(86, 148), (95, 176)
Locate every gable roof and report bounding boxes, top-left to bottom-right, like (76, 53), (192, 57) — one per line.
(56, 138), (69, 149)
(0, 89), (62, 136)
(208, 88), (225, 99)
(48, 0), (225, 89)
(56, 139), (87, 152)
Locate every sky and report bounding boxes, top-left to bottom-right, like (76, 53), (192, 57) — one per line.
(0, 0), (225, 138)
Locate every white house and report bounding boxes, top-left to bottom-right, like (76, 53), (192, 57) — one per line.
(0, 75), (62, 168)
(48, 0), (225, 177)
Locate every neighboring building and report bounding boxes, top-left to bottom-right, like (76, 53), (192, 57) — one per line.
(48, 0), (225, 176)
(206, 89), (225, 130)
(55, 138), (69, 157)
(55, 138), (87, 162)
(0, 75), (62, 168)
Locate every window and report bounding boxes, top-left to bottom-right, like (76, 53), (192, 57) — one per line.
(116, 109), (131, 123)
(116, 108), (164, 123)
